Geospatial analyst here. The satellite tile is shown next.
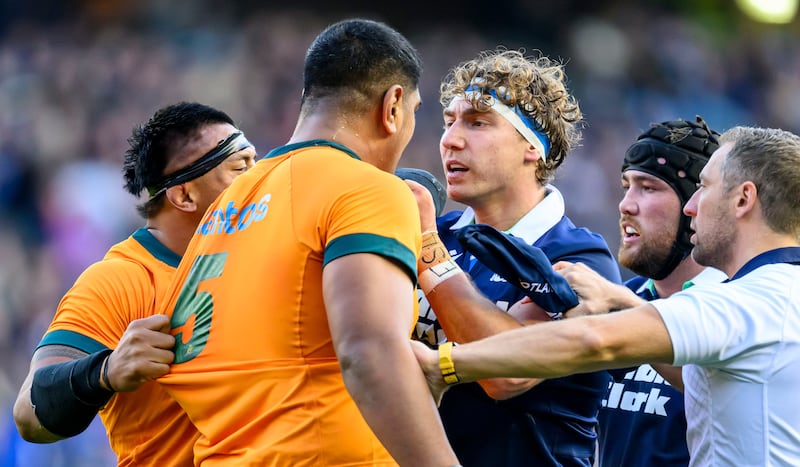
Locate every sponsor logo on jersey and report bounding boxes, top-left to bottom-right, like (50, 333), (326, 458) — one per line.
(519, 281), (551, 294)
(601, 365), (673, 417)
(489, 273), (507, 283)
(198, 194), (271, 236)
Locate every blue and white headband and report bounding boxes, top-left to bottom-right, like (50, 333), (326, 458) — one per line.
(464, 84), (551, 160)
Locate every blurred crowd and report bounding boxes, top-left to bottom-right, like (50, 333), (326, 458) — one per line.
(0, 2), (798, 464)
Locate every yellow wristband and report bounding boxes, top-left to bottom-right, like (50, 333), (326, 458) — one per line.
(438, 341), (460, 385)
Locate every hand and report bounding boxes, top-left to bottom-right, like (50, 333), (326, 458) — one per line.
(553, 262), (640, 317)
(508, 296), (554, 323)
(105, 315), (176, 392)
(403, 180), (437, 232)
(410, 340), (449, 406)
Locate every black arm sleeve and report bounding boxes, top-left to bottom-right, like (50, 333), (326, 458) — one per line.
(30, 349), (115, 438)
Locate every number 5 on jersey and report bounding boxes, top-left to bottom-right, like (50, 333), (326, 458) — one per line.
(171, 252), (227, 363)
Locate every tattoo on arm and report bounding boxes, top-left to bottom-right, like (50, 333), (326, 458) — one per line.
(33, 345), (89, 363)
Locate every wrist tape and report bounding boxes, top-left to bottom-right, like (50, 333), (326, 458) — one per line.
(418, 231), (462, 293)
(30, 349), (115, 438)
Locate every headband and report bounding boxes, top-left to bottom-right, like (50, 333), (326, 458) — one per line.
(147, 130), (253, 198)
(464, 85), (551, 160)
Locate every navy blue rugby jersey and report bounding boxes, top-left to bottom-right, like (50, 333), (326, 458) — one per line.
(421, 209), (621, 467)
(597, 276), (688, 467)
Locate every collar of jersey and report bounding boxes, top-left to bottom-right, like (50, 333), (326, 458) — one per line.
(449, 184), (565, 245)
(727, 246), (800, 281)
(640, 266), (727, 298)
(133, 227), (181, 268)
(262, 139), (360, 161)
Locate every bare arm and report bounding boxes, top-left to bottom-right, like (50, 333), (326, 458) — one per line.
(413, 304), (675, 403)
(424, 273), (544, 399)
(553, 262), (684, 389)
(405, 180), (540, 399)
(324, 253), (458, 467)
(651, 364), (684, 391)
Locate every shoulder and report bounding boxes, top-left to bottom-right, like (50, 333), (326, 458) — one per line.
(77, 255), (151, 286)
(541, 216), (612, 252)
(435, 210), (466, 246)
(436, 211), (465, 230)
(540, 217), (620, 282)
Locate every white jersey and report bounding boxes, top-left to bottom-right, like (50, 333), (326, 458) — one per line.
(652, 252), (800, 467)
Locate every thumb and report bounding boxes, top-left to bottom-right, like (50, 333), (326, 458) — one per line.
(140, 314), (172, 333)
(552, 261), (572, 272)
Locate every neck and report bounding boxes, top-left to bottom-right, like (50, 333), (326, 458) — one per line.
(472, 184), (546, 232)
(652, 256), (706, 298)
(289, 110), (387, 170)
(145, 211), (201, 257)
(723, 228), (800, 277)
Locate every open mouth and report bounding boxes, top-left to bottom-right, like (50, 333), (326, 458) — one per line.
(445, 161), (468, 174)
(622, 224), (640, 240)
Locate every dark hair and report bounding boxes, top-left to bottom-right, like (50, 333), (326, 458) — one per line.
(301, 18), (422, 114)
(122, 102), (235, 219)
(622, 115), (720, 279)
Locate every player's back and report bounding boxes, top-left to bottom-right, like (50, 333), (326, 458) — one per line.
(159, 141), (411, 466)
(40, 230), (198, 466)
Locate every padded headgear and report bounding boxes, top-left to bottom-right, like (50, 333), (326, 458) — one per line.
(621, 115), (720, 279)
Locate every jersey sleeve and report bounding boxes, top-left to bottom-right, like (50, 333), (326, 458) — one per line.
(650, 276), (786, 369)
(321, 171), (420, 282)
(39, 258), (156, 352)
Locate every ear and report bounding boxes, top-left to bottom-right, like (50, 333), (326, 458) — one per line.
(523, 143), (543, 164)
(733, 180), (758, 220)
(381, 84), (404, 135)
(164, 183), (199, 213)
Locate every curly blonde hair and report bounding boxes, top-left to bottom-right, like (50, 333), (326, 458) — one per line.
(440, 49), (583, 184)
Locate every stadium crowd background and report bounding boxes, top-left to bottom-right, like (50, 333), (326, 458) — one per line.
(0, 0), (798, 464)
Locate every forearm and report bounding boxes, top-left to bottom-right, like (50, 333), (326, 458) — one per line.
(341, 338), (458, 466)
(426, 273), (524, 343)
(15, 349), (114, 441)
(419, 232), (542, 397)
(13, 376), (63, 443)
(450, 307), (675, 382)
(651, 363), (684, 391)
(608, 285), (647, 310)
(452, 318), (612, 382)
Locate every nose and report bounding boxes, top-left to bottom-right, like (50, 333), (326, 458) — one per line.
(684, 190), (699, 217)
(440, 121), (465, 153)
(618, 188), (638, 216)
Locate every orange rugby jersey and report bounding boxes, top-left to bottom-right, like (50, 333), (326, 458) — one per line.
(39, 229), (199, 467)
(159, 140), (421, 466)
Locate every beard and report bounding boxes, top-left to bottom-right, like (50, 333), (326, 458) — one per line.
(691, 212), (735, 270)
(618, 227), (676, 279)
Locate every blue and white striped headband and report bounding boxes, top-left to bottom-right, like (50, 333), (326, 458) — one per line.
(464, 84), (551, 160)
